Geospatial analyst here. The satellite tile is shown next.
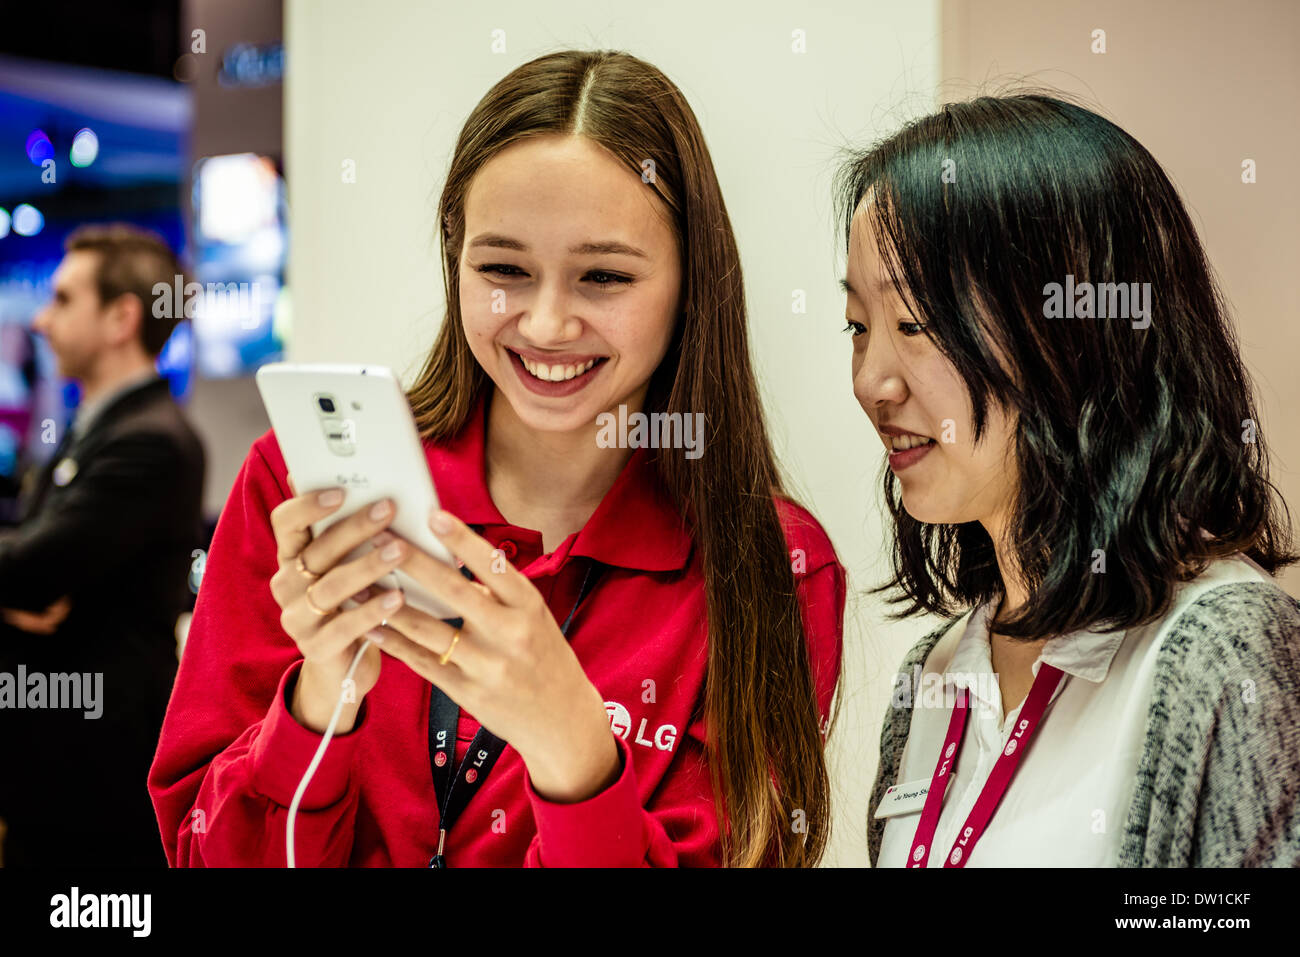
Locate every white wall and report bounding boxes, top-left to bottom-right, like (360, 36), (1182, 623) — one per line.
(285, 0), (943, 866)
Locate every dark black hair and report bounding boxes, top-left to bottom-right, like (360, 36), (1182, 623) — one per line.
(834, 91), (1297, 640)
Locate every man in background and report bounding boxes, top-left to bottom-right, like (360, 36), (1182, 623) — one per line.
(0, 224), (205, 867)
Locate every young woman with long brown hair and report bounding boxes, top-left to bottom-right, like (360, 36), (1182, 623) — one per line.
(150, 49), (845, 867)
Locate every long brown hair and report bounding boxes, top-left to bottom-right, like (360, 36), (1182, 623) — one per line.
(407, 50), (836, 866)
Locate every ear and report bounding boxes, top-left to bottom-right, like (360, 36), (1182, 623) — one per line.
(105, 292), (146, 350)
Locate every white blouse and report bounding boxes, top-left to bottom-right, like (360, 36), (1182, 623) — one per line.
(875, 553), (1276, 867)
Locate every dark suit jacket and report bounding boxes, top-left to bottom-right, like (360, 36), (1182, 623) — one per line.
(0, 375), (204, 863)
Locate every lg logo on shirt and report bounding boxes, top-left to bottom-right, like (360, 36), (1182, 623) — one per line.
(604, 700), (677, 752)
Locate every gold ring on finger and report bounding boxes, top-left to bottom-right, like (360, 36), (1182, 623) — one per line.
(304, 583), (332, 617)
(295, 553), (322, 581)
(439, 628), (461, 666)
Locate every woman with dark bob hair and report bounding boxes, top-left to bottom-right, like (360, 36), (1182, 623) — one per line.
(840, 93), (1300, 867)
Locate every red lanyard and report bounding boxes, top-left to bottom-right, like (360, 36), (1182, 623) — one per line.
(908, 661), (1065, 867)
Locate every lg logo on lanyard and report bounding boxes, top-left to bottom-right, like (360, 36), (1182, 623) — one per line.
(938, 741), (957, 777)
(430, 731), (490, 780)
(950, 826), (975, 864)
(1004, 717), (1030, 757)
(604, 700), (677, 752)
(465, 748), (490, 784)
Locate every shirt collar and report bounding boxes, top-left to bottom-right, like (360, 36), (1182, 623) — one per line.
(72, 368), (161, 438)
(945, 598), (1127, 700)
(425, 391), (694, 573)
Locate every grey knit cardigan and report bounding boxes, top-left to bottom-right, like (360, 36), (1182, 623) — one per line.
(866, 582), (1300, 867)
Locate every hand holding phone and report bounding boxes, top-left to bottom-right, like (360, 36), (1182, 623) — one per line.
(255, 363), (459, 621)
(266, 485), (399, 730)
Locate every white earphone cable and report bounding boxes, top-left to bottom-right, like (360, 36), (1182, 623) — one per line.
(286, 637), (374, 868)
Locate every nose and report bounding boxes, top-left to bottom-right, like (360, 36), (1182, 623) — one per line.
(852, 334), (908, 413)
(516, 280), (582, 346)
(31, 305), (50, 336)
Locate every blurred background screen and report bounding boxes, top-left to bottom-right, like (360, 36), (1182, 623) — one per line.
(0, 0), (286, 525)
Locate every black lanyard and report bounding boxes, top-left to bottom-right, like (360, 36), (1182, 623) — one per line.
(427, 554), (603, 867)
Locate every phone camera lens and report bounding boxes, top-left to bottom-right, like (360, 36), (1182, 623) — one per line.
(318, 396), (336, 413)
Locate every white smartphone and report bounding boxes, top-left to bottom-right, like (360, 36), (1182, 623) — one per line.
(254, 362), (458, 620)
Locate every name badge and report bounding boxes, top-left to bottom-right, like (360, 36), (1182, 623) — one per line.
(52, 457), (79, 487)
(874, 777), (945, 819)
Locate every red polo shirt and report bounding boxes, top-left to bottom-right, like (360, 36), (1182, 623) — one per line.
(149, 393), (845, 867)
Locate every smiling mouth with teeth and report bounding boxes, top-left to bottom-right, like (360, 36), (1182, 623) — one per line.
(888, 434), (934, 451)
(512, 350), (606, 382)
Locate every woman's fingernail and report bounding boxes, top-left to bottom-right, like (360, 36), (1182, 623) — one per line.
(381, 542), (403, 562)
(318, 489), (344, 507)
(366, 628), (385, 644)
(369, 499), (392, 521)
(382, 590), (403, 610)
(430, 509), (452, 534)
(372, 530), (395, 548)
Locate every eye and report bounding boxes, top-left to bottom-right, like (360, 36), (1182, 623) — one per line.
(477, 264), (526, 279)
(898, 320), (927, 337)
(842, 321), (866, 337)
(476, 264), (632, 287)
(584, 270), (633, 286)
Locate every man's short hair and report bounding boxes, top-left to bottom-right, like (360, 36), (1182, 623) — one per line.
(64, 224), (186, 357)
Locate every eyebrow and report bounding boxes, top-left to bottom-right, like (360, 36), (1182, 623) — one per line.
(840, 276), (894, 297)
(468, 233), (648, 259)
